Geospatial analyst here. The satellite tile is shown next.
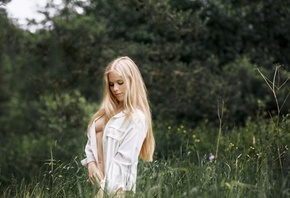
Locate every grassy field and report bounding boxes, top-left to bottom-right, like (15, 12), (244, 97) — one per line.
(1, 153), (289, 198)
(1, 115), (289, 198)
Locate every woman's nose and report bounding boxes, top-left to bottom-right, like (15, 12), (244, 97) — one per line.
(113, 84), (119, 91)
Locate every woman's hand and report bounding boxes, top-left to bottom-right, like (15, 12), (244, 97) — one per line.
(88, 161), (104, 185)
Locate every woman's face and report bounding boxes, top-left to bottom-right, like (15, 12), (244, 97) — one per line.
(108, 71), (127, 103)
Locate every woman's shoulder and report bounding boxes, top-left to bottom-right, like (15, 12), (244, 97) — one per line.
(132, 108), (146, 119)
(131, 109), (147, 128)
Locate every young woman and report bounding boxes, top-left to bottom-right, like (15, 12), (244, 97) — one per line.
(81, 56), (155, 197)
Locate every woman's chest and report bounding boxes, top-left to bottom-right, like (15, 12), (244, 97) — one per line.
(103, 117), (130, 144)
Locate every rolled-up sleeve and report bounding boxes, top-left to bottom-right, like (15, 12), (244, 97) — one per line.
(81, 123), (98, 166)
(81, 138), (96, 166)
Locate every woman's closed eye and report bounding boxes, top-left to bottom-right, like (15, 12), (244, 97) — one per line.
(109, 81), (124, 86)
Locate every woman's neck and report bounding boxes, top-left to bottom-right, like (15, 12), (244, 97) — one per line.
(116, 102), (124, 113)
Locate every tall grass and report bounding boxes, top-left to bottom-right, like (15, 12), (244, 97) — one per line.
(1, 112), (289, 198)
(1, 143), (289, 198)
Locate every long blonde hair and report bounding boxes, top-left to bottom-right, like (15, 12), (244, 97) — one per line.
(88, 56), (155, 161)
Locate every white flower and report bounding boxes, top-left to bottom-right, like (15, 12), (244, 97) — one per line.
(209, 153), (215, 162)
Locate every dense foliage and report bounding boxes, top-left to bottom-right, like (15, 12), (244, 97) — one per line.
(0, 0), (289, 196)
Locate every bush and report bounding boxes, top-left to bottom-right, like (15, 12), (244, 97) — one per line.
(0, 90), (96, 187)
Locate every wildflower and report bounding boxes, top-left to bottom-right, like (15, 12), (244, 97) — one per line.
(209, 153), (215, 162)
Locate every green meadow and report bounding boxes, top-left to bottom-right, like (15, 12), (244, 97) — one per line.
(2, 112), (290, 197)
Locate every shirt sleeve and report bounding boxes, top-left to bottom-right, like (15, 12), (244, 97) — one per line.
(81, 134), (96, 166)
(85, 140), (96, 165)
(101, 114), (147, 194)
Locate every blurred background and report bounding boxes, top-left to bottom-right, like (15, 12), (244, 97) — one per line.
(0, 0), (290, 191)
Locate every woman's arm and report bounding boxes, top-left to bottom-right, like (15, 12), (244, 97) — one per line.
(82, 138), (96, 166)
(83, 137), (103, 184)
(86, 116), (105, 184)
(82, 121), (103, 186)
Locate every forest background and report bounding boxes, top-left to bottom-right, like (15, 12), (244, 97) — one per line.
(0, 0), (290, 197)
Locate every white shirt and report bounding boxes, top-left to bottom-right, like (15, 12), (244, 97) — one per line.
(81, 109), (147, 195)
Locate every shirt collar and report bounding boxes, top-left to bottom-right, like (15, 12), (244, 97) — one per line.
(112, 111), (126, 118)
